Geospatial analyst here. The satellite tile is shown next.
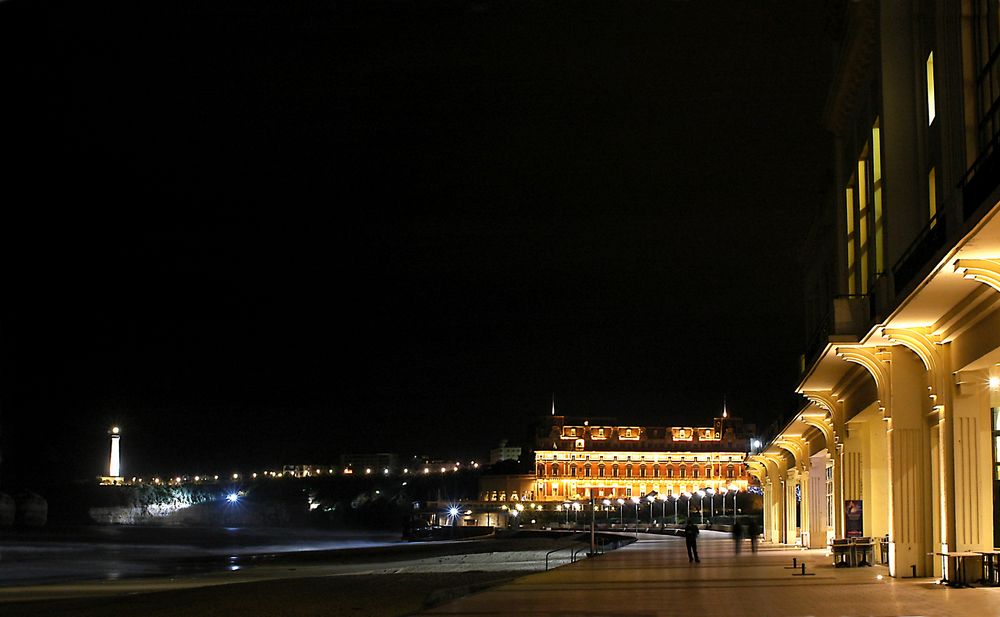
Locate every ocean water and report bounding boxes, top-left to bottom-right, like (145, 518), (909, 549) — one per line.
(0, 526), (402, 585)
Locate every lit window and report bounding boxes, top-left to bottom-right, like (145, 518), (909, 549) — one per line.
(928, 167), (937, 225)
(846, 185), (857, 294)
(926, 52), (935, 124)
(858, 159), (869, 294)
(872, 119), (884, 272)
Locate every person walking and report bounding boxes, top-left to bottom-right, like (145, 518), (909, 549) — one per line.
(747, 517), (759, 553)
(684, 520), (700, 563)
(732, 518), (743, 554)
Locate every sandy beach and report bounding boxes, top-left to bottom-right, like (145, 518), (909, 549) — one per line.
(2, 528), (634, 616)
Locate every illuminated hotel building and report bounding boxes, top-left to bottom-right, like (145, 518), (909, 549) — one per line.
(524, 414), (753, 502)
(749, 2), (1000, 579)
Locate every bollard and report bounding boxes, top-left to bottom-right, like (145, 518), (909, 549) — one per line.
(911, 565), (917, 579)
(792, 562), (815, 576)
(784, 557), (799, 569)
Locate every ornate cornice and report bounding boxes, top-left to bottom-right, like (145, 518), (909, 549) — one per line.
(822, 0), (879, 136)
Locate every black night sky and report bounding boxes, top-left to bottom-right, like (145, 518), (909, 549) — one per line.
(7, 0), (833, 486)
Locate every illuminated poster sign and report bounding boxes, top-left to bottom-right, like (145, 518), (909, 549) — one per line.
(845, 500), (863, 537)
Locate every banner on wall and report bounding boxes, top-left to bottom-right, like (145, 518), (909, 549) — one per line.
(845, 500), (863, 537)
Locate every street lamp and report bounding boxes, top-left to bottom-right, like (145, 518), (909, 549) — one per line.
(684, 492), (692, 520)
(563, 502), (571, 525)
(630, 496), (640, 537)
(602, 499), (611, 525)
(720, 487), (729, 517)
(647, 494), (656, 523)
(672, 494), (679, 523)
(706, 487), (715, 521)
(729, 484), (739, 515)
(696, 490), (705, 524)
(617, 498), (625, 527)
(659, 493), (669, 524)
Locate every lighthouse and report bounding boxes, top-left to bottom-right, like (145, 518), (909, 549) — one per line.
(109, 426), (121, 477)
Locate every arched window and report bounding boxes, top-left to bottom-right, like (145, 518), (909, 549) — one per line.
(551, 465), (559, 477)
(667, 466), (674, 478)
(693, 467), (700, 479)
(639, 465), (647, 478)
(727, 464), (735, 478)
(626, 465), (633, 478)
(680, 466), (687, 478)
(599, 465), (606, 477)
(570, 464), (578, 477)
(585, 465), (592, 477)
(653, 465), (660, 477)
(537, 464), (545, 477)
(613, 465), (620, 477)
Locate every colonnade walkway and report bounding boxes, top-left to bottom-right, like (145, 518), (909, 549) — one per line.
(418, 530), (1000, 617)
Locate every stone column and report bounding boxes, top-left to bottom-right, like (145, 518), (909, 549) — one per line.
(886, 346), (934, 577)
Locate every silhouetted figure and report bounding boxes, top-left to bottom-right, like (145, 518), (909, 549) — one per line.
(732, 519), (743, 553)
(747, 518), (759, 553)
(684, 521), (700, 563)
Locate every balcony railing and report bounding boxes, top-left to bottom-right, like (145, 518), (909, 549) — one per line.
(960, 128), (1000, 221)
(800, 294), (871, 377)
(892, 209), (947, 296)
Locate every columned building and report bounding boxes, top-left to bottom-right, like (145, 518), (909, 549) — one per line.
(529, 415), (753, 502)
(749, 1), (1000, 579)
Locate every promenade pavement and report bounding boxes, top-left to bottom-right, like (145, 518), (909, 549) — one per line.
(418, 530), (1000, 617)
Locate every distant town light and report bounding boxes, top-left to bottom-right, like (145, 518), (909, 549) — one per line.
(233, 473), (239, 480)
(227, 493), (239, 503)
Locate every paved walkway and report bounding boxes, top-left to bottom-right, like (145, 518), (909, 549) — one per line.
(418, 531), (1000, 617)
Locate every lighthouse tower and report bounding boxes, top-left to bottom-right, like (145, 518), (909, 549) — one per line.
(100, 427), (124, 485)
(109, 427), (121, 477)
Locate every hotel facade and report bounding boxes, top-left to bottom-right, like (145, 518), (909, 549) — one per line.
(748, 1), (1000, 578)
(479, 415), (754, 503)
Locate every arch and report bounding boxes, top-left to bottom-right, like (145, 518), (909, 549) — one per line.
(774, 439), (807, 469)
(883, 327), (941, 374)
(836, 346), (891, 417)
(954, 258), (1000, 293)
(799, 408), (836, 451)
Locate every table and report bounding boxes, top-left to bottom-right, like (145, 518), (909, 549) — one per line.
(977, 550), (1000, 586)
(831, 540), (852, 567)
(852, 539), (875, 566)
(931, 552), (982, 588)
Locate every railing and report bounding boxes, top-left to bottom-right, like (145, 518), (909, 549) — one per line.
(545, 545), (574, 571)
(960, 122), (1000, 221)
(892, 208), (947, 295)
(799, 294), (872, 377)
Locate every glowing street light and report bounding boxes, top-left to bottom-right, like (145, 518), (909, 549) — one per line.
(706, 487), (715, 521)
(226, 493), (240, 503)
(696, 490), (706, 524)
(630, 496), (640, 537)
(602, 499), (611, 524)
(616, 498), (625, 526)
